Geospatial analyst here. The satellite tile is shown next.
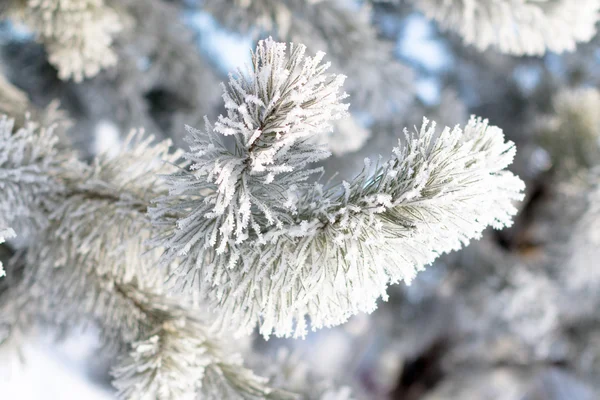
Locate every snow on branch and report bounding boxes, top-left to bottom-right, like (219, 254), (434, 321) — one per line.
(412, 0), (600, 55)
(153, 39), (525, 338)
(5, 0), (124, 82)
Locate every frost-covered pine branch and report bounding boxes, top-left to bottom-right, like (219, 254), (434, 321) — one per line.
(152, 38), (525, 338)
(412, 0), (600, 55)
(0, 112), (81, 364)
(3, 0), (124, 82)
(20, 256), (287, 399)
(151, 37), (349, 273)
(0, 116), (288, 399)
